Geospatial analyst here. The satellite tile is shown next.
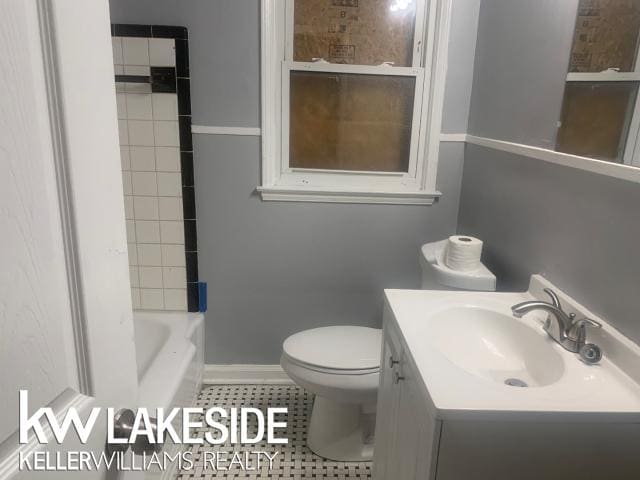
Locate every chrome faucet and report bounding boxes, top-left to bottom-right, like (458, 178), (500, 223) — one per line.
(511, 288), (603, 363)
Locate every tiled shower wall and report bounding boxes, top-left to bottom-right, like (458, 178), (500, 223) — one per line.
(113, 25), (198, 311)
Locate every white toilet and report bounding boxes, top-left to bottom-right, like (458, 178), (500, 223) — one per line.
(281, 239), (496, 461)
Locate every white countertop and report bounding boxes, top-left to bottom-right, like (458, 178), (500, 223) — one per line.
(384, 277), (640, 422)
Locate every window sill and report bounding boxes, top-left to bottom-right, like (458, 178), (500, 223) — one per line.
(256, 186), (441, 205)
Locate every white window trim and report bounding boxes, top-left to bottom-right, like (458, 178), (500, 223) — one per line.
(259, 0), (452, 205)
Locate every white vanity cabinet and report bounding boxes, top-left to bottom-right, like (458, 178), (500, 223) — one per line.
(373, 313), (441, 480)
(374, 285), (640, 480)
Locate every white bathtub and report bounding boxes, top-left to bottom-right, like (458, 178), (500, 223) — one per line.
(133, 311), (204, 479)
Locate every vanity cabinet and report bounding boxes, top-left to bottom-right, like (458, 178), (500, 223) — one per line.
(373, 316), (440, 480)
(374, 296), (640, 480)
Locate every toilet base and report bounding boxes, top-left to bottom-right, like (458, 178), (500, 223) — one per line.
(307, 396), (375, 462)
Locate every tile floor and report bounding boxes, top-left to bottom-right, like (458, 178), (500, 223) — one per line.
(177, 384), (372, 479)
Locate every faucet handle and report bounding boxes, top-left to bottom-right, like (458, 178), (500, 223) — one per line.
(567, 317), (602, 346)
(571, 318), (602, 330)
(543, 288), (562, 309)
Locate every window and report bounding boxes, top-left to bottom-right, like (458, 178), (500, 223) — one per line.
(557, 0), (640, 167)
(259, 0), (451, 204)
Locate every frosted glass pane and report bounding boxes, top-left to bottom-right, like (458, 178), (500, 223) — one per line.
(569, 0), (640, 72)
(290, 71), (415, 172)
(293, 0), (417, 66)
(556, 82), (638, 162)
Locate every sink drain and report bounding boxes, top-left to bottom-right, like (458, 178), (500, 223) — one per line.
(504, 378), (528, 388)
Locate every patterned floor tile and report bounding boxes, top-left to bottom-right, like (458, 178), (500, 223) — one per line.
(177, 384), (372, 479)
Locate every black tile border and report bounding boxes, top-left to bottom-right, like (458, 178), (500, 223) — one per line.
(175, 40), (190, 78)
(111, 24), (188, 39)
(150, 67), (176, 93)
(112, 24), (199, 312)
(177, 78), (191, 115)
(112, 24), (151, 37)
(179, 116), (193, 151)
(152, 25), (188, 39)
(180, 152), (194, 186)
(182, 187), (196, 220)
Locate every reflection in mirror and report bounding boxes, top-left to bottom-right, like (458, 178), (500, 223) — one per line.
(556, 0), (640, 167)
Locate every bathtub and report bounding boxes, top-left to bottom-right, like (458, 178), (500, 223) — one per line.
(133, 311), (204, 479)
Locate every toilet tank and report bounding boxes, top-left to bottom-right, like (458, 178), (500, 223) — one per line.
(419, 240), (496, 291)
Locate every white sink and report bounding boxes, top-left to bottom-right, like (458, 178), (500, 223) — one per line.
(384, 275), (640, 421)
(427, 306), (564, 387)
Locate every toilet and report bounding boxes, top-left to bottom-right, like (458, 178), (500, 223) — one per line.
(281, 239), (496, 461)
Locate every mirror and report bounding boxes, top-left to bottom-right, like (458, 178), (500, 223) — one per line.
(556, 0), (640, 166)
(471, 0), (640, 170)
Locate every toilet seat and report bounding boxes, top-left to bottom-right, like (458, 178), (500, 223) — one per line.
(282, 326), (381, 373)
(282, 354), (379, 376)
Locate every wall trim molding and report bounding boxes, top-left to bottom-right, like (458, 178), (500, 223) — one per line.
(191, 125), (262, 136)
(439, 133), (467, 142)
(467, 135), (640, 184)
(203, 364), (294, 385)
(192, 128), (469, 143)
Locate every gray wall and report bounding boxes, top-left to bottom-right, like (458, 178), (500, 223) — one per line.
(109, 0), (480, 363)
(467, 0), (578, 148)
(458, 145), (640, 343)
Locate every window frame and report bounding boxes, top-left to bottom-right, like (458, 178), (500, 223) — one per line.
(563, 16), (640, 168)
(259, 0), (452, 205)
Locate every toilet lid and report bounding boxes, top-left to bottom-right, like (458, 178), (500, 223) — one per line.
(283, 326), (382, 371)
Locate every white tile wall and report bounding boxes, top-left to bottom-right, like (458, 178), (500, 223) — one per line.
(139, 266), (163, 288)
(120, 146), (131, 170)
(131, 171), (157, 196)
(122, 171), (132, 195)
(155, 147), (181, 172)
(140, 288), (164, 310)
(133, 196), (159, 220)
(164, 289), (187, 310)
(112, 37), (124, 65)
(130, 146), (156, 172)
(129, 266), (140, 287)
(157, 172), (182, 197)
(158, 197), (183, 221)
(153, 121), (180, 147)
(131, 288), (141, 309)
(161, 244), (186, 266)
(118, 119), (129, 144)
(162, 267), (186, 289)
(122, 37), (149, 65)
(135, 220), (161, 243)
(148, 38), (176, 67)
(116, 93), (127, 119)
(128, 120), (155, 146)
(137, 244), (162, 266)
(160, 221), (185, 244)
(115, 35), (187, 311)
(123, 195), (134, 219)
(126, 94), (153, 120)
(128, 243), (138, 265)
(126, 220), (136, 243)
(152, 94), (178, 121)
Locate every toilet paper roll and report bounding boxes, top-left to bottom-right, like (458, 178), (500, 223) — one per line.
(444, 235), (483, 271)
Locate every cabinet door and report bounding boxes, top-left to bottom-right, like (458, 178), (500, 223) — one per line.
(395, 358), (440, 480)
(372, 327), (403, 480)
(392, 353), (425, 480)
(414, 393), (440, 480)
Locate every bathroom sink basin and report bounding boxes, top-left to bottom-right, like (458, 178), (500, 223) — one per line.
(426, 307), (564, 387)
(384, 275), (640, 421)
